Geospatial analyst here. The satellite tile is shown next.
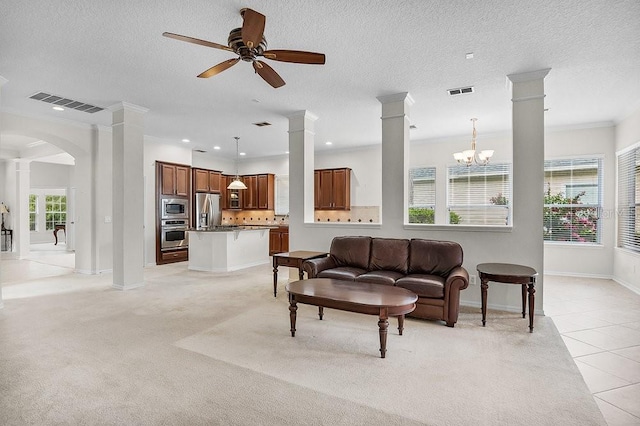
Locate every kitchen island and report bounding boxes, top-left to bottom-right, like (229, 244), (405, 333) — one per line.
(188, 226), (271, 272)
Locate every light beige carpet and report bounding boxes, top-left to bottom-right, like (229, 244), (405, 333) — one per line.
(177, 297), (605, 425)
(0, 262), (605, 425)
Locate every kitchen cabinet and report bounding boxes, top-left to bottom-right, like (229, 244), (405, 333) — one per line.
(223, 173), (274, 210)
(269, 226), (289, 255)
(257, 174), (275, 210)
(242, 175), (258, 209)
(315, 167), (351, 210)
(160, 163), (190, 196)
(193, 168), (222, 193)
(223, 175), (243, 210)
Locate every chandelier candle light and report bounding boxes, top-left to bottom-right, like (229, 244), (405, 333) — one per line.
(227, 136), (248, 190)
(453, 118), (494, 166)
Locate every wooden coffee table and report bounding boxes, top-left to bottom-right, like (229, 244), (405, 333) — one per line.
(272, 251), (328, 297)
(477, 263), (538, 332)
(286, 278), (418, 358)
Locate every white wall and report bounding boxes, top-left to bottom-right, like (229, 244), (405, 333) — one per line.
(614, 107), (640, 294)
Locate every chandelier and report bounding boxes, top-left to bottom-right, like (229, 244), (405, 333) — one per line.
(453, 118), (494, 166)
(227, 136), (247, 190)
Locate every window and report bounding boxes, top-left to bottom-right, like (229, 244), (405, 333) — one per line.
(617, 145), (640, 253)
(544, 158), (602, 244)
(45, 195), (67, 231)
(29, 194), (38, 231)
(447, 164), (511, 225)
(275, 175), (289, 216)
(408, 167), (436, 223)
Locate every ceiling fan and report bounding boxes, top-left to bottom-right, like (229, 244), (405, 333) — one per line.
(163, 8), (326, 88)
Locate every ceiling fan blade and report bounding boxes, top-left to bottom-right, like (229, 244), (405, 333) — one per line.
(162, 32), (234, 52)
(262, 50), (326, 65)
(241, 8), (265, 49)
(252, 60), (285, 88)
(198, 58), (240, 78)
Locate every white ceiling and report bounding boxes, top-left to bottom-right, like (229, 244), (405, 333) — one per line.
(1, 0), (639, 161)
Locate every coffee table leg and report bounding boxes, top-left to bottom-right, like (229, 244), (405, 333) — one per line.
(318, 306), (324, 320)
(521, 284), (527, 318)
(378, 308), (389, 358)
(480, 278), (488, 326)
(298, 268), (304, 280)
(528, 282), (536, 333)
(397, 315), (404, 336)
(289, 297), (297, 337)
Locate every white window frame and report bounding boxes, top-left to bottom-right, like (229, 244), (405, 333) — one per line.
(616, 143), (640, 253)
(408, 166), (436, 224)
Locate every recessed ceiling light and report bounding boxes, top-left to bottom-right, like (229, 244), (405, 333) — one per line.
(465, 52), (474, 59)
(285, 151), (290, 154)
(239, 152), (246, 156)
(213, 146), (221, 150)
(325, 141), (333, 145)
(181, 139), (190, 143)
(52, 106), (64, 111)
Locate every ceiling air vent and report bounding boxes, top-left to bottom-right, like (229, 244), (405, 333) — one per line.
(447, 86), (474, 96)
(253, 121), (272, 127)
(193, 149), (207, 153)
(29, 92), (104, 113)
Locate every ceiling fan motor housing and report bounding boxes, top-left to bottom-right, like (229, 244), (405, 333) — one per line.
(228, 28), (267, 61)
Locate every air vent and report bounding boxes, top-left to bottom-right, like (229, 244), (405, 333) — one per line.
(193, 149), (207, 153)
(29, 92), (104, 113)
(253, 121), (272, 127)
(447, 86), (475, 96)
(409, 124), (417, 130)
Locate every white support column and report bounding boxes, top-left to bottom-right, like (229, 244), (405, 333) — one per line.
(111, 102), (147, 290)
(14, 159), (31, 260)
(0, 75), (6, 308)
(377, 92), (414, 232)
(288, 110), (318, 227)
(508, 68), (551, 302)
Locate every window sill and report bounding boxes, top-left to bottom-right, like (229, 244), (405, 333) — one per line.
(544, 242), (604, 249)
(403, 224), (513, 233)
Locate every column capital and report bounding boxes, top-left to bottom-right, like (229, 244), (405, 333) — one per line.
(377, 92), (415, 106)
(288, 110), (318, 134)
(507, 68), (551, 84)
(108, 101), (149, 114)
(287, 110), (318, 121)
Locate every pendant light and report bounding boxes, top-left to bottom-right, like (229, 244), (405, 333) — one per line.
(453, 118), (494, 166)
(227, 136), (247, 190)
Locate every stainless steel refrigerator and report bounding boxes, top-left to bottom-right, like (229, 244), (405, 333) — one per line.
(195, 193), (221, 230)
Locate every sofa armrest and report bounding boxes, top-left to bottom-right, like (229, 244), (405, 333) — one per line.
(303, 256), (337, 278)
(445, 266), (469, 291)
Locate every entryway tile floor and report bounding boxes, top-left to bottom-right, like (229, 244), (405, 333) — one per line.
(546, 275), (640, 425)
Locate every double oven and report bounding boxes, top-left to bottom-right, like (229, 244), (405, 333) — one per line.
(160, 198), (189, 251)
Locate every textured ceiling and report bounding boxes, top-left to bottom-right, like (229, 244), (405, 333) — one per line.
(1, 0), (639, 161)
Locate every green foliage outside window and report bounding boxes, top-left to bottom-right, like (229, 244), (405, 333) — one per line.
(29, 194), (37, 231)
(408, 207), (461, 224)
(543, 185), (598, 243)
(45, 195), (67, 231)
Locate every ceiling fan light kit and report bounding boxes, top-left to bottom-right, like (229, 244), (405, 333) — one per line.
(163, 7), (325, 88)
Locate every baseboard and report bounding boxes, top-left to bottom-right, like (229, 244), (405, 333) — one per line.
(111, 282), (145, 291)
(97, 268), (113, 274)
(461, 300), (545, 317)
(74, 268), (94, 275)
(544, 271), (613, 280)
(612, 277), (640, 296)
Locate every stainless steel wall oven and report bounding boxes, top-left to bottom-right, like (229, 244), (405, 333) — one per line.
(161, 219), (189, 251)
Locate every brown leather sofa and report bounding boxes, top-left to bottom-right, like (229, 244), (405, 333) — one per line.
(302, 236), (469, 327)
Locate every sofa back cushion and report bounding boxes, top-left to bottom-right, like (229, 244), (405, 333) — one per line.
(409, 239), (463, 276)
(330, 236), (372, 270)
(369, 238), (409, 274)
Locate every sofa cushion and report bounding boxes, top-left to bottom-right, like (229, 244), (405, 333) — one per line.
(355, 270), (404, 286)
(369, 238), (409, 274)
(409, 239), (463, 276)
(318, 266), (366, 281)
(330, 236), (371, 270)
(395, 274), (445, 298)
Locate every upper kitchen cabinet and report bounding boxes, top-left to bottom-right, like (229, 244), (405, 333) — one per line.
(257, 174), (275, 210)
(223, 173), (274, 210)
(242, 175), (258, 209)
(159, 162), (190, 197)
(315, 168), (351, 210)
(193, 168), (222, 193)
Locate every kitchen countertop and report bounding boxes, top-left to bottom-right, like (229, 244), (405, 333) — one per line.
(189, 225), (276, 232)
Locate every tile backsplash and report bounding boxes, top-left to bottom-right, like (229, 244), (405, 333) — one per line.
(314, 206), (380, 223)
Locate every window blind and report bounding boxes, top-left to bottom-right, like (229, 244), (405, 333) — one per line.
(447, 163), (511, 225)
(544, 158), (602, 244)
(617, 146), (640, 252)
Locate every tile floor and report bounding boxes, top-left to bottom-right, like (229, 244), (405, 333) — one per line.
(545, 275), (640, 425)
(2, 248), (639, 425)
